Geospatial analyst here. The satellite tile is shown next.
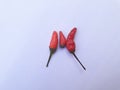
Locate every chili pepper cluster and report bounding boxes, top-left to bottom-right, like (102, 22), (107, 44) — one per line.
(46, 27), (86, 70)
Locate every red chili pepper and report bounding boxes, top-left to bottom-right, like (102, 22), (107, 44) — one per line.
(66, 39), (75, 53)
(46, 31), (58, 67)
(67, 27), (77, 40)
(66, 29), (86, 70)
(59, 31), (66, 48)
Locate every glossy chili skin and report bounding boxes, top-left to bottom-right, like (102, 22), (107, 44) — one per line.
(66, 27), (77, 53)
(59, 31), (66, 48)
(49, 31), (58, 49)
(66, 28), (86, 70)
(66, 39), (75, 53)
(46, 31), (58, 67)
(67, 27), (77, 40)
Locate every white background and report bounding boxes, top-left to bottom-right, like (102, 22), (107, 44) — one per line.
(0, 0), (120, 90)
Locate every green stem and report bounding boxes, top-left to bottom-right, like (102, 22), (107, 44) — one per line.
(72, 52), (86, 71)
(46, 51), (53, 67)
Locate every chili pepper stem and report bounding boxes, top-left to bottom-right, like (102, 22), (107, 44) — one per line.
(72, 52), (86, 71)
(46, 51), (53, 67)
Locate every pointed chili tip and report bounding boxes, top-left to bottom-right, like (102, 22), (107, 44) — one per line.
(73, 27), (77, 30)
(59, 31), (62, 33)
(72, 27), (77, 32)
